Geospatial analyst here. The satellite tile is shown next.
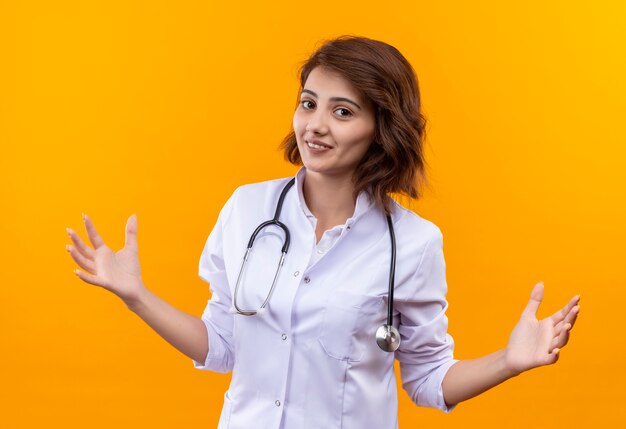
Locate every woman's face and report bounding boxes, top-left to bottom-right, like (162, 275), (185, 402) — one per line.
(293, 66), (376, 180)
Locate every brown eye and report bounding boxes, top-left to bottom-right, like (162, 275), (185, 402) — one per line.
(301, 100), (315, 109)
(334, 108), (353, 118)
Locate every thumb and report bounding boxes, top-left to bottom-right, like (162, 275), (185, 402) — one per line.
(124, 214), (138, 252)
(522, 281), (544, 319)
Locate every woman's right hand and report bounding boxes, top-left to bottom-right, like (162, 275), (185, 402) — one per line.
(66, 213), (145, 307)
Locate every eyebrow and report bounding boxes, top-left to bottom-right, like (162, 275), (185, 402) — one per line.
(300, 89), (362, 110)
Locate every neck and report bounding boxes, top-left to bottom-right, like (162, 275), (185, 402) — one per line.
(302, 170), (357, 228)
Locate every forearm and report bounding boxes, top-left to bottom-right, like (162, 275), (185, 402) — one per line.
(442, 349), (519, 407)
(125, 286), (208, 364)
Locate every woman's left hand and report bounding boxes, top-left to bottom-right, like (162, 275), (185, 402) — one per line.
(504, 282), (580, 376)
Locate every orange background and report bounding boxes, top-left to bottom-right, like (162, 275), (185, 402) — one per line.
(1, 1), (624, 427)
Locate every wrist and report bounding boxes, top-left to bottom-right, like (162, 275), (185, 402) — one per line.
(501, 347), (525, 378)
(124, 284), (150, 313)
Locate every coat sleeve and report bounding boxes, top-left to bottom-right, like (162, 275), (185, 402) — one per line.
(394, 226), (459, 412)
(192, 189), (238, 373)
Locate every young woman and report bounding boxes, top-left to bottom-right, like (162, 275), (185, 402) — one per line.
(66, 36), (580, 429)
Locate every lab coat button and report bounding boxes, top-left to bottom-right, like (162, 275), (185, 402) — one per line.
(281, 333), (287, 340)
(294, 271), (300, 277)
(304, 276), (311, 284)
(275, 400), (281, 406)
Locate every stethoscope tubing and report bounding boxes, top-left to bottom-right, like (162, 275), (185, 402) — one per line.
(385, 213), (396, 328)
(232, 177), (401, 352)
(233, 178), (295, 315)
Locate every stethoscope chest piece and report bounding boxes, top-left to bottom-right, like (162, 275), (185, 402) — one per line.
(375, 324), (401, 352)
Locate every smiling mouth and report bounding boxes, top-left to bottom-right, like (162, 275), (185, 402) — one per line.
(306, 141), (332, 150)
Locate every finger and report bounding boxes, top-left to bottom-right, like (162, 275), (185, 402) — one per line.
(554, 316), (574, 334)
(124, 214), (138, 252)
(550, 294), (580, 325)
(563, 305), (580, 329)
(553, 305), (578, 336)
(83, 213), (105, 249)
(522, 281), (544, 319)
(73, 269), (106, 287)
(545, 348), (561, 365)
(66, 227), (95, 259)
(551, 324), (571, 349)
(66, 244), (96, 273)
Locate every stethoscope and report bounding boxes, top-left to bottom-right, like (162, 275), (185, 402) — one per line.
(232, 178), (401, 352)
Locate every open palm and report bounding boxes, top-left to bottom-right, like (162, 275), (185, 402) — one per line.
(66, 213), (144, 305)
(504, 282), (580, 375)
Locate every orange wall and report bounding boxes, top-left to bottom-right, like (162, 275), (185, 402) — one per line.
(1, 1), (624, 427)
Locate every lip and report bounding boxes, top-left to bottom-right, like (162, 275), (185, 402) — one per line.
(306, 138), (333, 149)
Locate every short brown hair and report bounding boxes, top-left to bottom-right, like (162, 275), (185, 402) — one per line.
(280, 35), (428, 214)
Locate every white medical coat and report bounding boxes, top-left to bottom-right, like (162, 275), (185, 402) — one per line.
(193, 168), (458, 429)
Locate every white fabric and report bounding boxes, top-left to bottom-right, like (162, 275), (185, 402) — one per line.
(194, 167), (458, 429)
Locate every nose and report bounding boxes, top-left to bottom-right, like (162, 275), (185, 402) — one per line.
(305, 109), (329, 135)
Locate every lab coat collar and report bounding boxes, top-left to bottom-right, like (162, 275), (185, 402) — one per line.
(294, 167), (374, 225)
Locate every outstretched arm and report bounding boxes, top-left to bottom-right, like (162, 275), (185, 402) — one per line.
(441, 282), (580, 407)
(66, 213), (209, 364)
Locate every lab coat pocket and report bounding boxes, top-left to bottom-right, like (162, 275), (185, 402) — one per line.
(318, 290), (385, 362)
